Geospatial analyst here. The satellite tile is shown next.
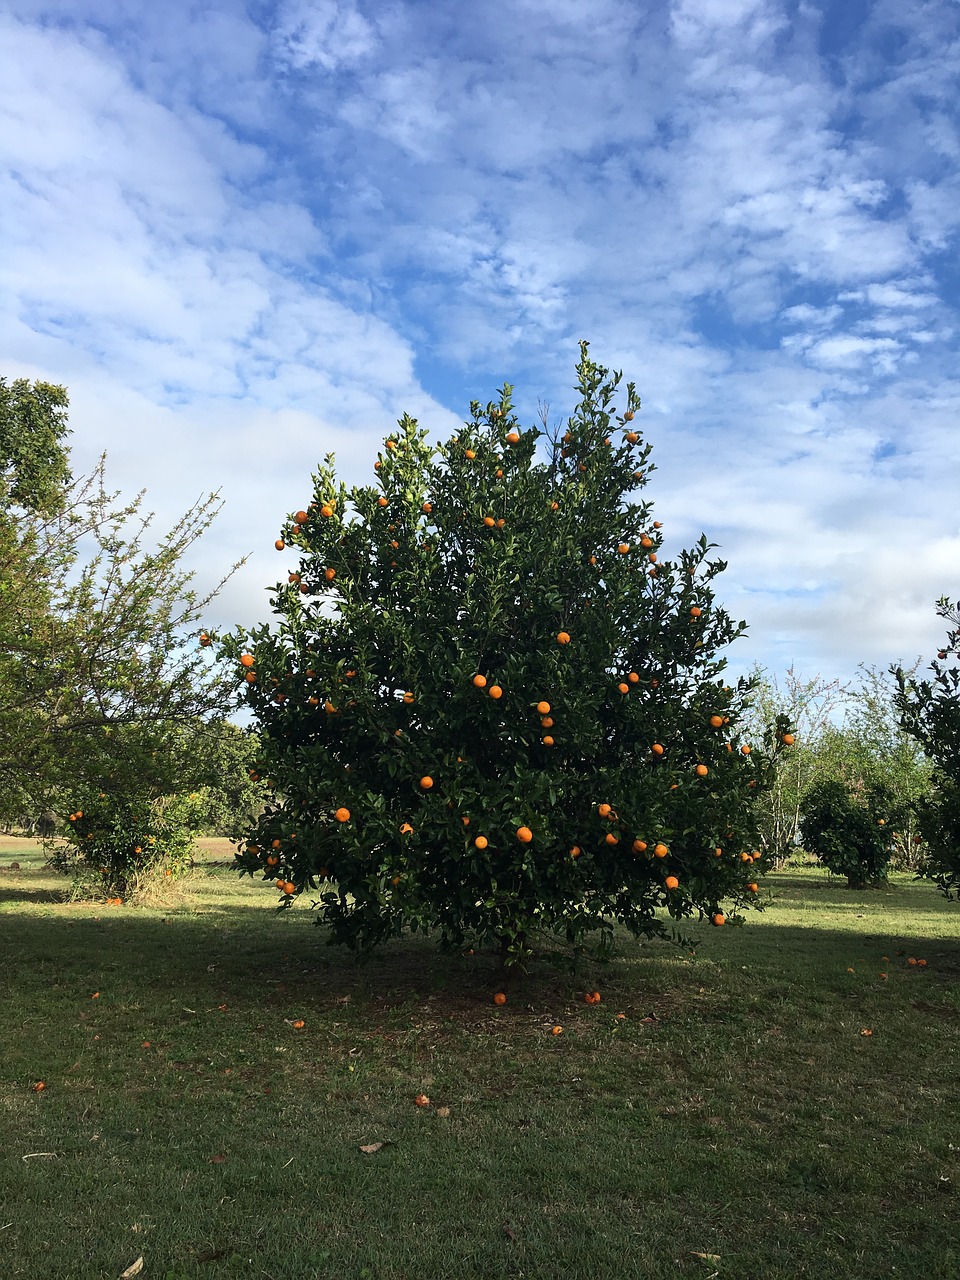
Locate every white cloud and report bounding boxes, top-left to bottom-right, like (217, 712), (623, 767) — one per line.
(273, 0), (377, 71)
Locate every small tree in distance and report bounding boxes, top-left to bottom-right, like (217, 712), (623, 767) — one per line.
(220, 344), (790, 968)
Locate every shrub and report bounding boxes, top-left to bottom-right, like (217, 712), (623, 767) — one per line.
(799, 778), (892, 888)
(219, 344), (787, 965)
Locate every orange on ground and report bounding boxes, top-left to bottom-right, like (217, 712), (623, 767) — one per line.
(415, 1093), (430, 1106)
(552, 1026), (563, 1035)
(493, 992), (507, 1005)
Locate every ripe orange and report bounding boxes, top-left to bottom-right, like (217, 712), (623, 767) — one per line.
(292, 1019), (305, 1029)
(628, 672), (639, 683)
(272, 839), (282, 849)
(461, 815), (470, 825)
(712, 913), (725, 927)
(275, 539), (285, 551)
(584, 991), (601, 1004)
(386, 440), (397, 451)
(557, 631), (571, 644)
(632, 839), (647, 853)
(493, 992), (507, 1005)
(516, 826), (533, 844)
(618, 682), (629, 694)
(641, 535), (653, 548)
(653, 842), (668, 858)
(473, 674), (487, 687)
(378, 496), (388, 507)
(320, 505), (334, 518)
(415, 1093), (430, 1106)
(570, 845), (582, 858)
(483, 516), (495, 527)
(695, 764), (708, 777)
(474, 836), (488, 849)
(740, 744), (751, 755)
(506, 431), (520, 444)
(283, 881), (295, 894)
(709, 714), (723, 728)
(782, 733), (795, 746)
(690, 606), (701, 617)
(551, 501), (559, 511)
(403, 691), (415, 704)
(747, 882), (758, 893)
(335, 808), (350, 822)
(240, 653), (255, 668)
(536, 701), (551, 714)
(541, 716), (554, 728)
(598, 803), (612, 818)
(543, 736), (554, 746)
(420, 776), (434, 790)
(624, 410), (635, 421)
(665, 875), (679, 890)
(496, 517), (506, 527)
(604, 833), (619, 845)
(489, 685), (503, 699)
(422, 501), (432, 513)
(465, 449), (476, 459)
(294, 509), (308, 524)
(552, 1025), (563, 1035)
(618, 543), (629, 554)
(651, 743), (664, 755)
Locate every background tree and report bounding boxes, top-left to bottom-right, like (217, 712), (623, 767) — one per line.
(1, 377), (243, 893)
(221, 344), (789, 968)
(894, 597), (960, 896)
(799, 776), (892, 888)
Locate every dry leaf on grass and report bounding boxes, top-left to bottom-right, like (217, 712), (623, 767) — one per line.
(436, 1106), (451, 1118)
(691, 1252), (721, 1263)
(209, 1154), (227, 1164)
(119, 1257), (144, 1278)
(359, 1141), (394, 1154)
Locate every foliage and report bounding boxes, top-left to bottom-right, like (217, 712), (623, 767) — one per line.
(744, 667), (847, 865)
(185, 720), (268, 837)
(799, 777), (892, 888)
(894, 597), (960, 895)
(0, 376), (240, 889)
(220, 344), (788, 965)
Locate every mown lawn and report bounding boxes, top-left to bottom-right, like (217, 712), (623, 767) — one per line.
(2, 838), (959, 1279)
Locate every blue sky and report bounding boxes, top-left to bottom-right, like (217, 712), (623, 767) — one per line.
(2, 0), (958, 687)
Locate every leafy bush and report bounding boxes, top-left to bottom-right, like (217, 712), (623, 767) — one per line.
(799, 778), (892, 888)
(219, 344), (787, 965)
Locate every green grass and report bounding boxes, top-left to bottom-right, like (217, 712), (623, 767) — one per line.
(2, 838), (959, 1279)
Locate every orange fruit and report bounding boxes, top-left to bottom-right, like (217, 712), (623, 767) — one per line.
(551, 501), (559, 511)
(240, 653), (255, 668)
(275, 539), (285, 551)
(651, 743), (664, 756)
(918, 959), (927, 967)
(386, 440), (397, 451)
(598, 803), (612, 818)
(782, 733), (795, 746)
(709, 714), (723, 728)
(543, 736), (554, 746)
(741, 745), (751, 755)
(552, 1025), (563, 1035)
(461, 815), (470, 825)
(695, 764), (708, 777)
(493, 992), (507, 1005)
(320, 505), (333, 518)
(474, 836), (488, 850)
(472, 674), (487, 687)
(496, 517), (506, 528)
(664, 875), (679, 890)
(628, 672), (639, 683)
(272, 839), (282, 849)
(465, 449), (476, 459)
(570, 846), (582, 858)
(422, 501), (432, 513)
(624, 410), (635, 421)
(618, 682), (629, 694)
(378, 496), (388, 507)
(333, 807), (351, 823)
(641, 535), (653, 548)
(557, 631), (571, 644)
(506, 431), (520, 444)
(747, 882), (758, 893)
(690, 606), (701, 617)
(489, 685), (503, 699)
(403, 691), (415, 704)
(325, 568), (336, 581)
(712, 912), (725, 927)
(632, 839), (647, 853)
(536, 701), (551, 714)
(541, 716), (554, 728)
(483, 516), (495, 527)
(653, 842), (668, 858)
(283, 882), (295, 894)
(516, 826), (533, 844)
(420, 776), (434, 790)
(295, 509), (308, 524)
(618, 543), (629, 554)
(415, 1093), (430, 1106)
(604, 833), (619, 845)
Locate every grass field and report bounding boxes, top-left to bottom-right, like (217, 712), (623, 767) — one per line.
(2, 837), (959, 1279)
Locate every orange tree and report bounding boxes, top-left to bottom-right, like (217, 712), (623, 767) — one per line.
(894, 597), (960, 897)
(219, 344), (789, 965)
